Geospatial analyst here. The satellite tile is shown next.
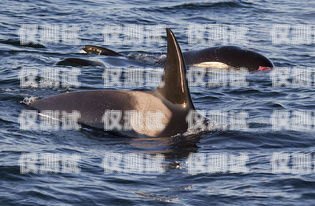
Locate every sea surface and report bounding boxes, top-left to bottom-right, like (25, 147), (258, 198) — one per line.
(1, 0), (315, 205)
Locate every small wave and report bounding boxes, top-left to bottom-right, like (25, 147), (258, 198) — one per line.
(0, 39), (46, 48)
(127, 52), (162, 65)
(158, 0), (253, 10)
(267, 102), (286, 109)
(0, 117), (15, 125)
(135, 192), (180, 203)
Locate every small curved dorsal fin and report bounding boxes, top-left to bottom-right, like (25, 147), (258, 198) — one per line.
(156, 29), (195, 110)
(83, 45), (122, 56)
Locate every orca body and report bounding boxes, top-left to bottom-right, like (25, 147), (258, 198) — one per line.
(181, 46), (273, 71)
(28, 29), (202, 138)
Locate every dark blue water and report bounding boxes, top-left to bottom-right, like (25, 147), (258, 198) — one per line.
(1, 0), (315, 205)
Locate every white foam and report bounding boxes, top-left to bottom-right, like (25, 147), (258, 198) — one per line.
(20, 96), (38, 105)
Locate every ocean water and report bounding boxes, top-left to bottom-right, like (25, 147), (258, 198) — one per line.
(0, 0), (315, 205)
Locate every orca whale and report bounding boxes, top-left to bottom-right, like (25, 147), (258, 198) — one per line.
(180, 46), (273, 71)
(65, 44), (273, 72)
(28, 29), (204, 138)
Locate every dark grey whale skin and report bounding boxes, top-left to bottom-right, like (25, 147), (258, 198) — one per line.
(29, 29), (202, 138)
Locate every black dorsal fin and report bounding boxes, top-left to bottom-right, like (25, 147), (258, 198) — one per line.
(83, 45), (122, 56)
(156, 28), (195, 110)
